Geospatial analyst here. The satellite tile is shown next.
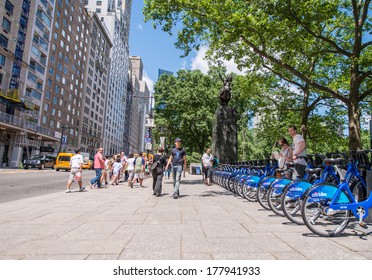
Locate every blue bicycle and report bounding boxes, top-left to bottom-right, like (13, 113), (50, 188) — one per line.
(301, 154), (370, 237)
(281, 156), (342, 224)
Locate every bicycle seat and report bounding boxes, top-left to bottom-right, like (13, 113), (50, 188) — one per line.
(305, 167), (322, 174)
(286, 162), (296, 168)
(323, 157), (344, 164)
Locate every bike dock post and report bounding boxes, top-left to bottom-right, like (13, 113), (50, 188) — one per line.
(367, 170), (372, 223)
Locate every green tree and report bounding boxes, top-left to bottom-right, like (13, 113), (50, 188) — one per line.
(144, 0), (372, 150)
(153, 70), (219, 154)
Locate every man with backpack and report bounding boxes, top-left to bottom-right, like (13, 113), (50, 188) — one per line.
(132, 151), (145, 188)
(165, 138), (187, 199)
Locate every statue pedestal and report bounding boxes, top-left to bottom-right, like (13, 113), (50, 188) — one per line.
(212, 105), (238, 164)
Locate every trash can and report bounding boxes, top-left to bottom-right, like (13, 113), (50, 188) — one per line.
(366, 170), (372, 223)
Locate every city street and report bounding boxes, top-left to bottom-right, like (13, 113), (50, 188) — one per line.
(0, 169), (96, 203)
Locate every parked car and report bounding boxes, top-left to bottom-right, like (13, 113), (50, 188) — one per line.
(54, 152), (74, 171)
(23, 155), (55, 170)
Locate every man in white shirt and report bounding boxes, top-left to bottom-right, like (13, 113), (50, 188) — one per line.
(66, 149), (84, 193)
(288, 125), (307, 179)
(202, 148), (213, 186)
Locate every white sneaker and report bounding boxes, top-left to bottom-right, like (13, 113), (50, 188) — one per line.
(66, 190), (71, 193)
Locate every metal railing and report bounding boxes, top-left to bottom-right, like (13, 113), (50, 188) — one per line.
(0, 111), (55, 138)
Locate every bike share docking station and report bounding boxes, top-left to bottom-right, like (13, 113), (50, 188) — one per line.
(367, 170), (372, 223)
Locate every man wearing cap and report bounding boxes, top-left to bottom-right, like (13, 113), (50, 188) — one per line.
(165, 138), (187, 199)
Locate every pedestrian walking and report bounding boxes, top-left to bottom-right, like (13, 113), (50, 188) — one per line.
(288, 125), (307, 179)
(165, 138), (187, 199)
(66, 149), (85, 193)
(89, 147), (105, 189)
(120, 152), (128, 182)
(202, 148), (213, 186)
(100, 156), (110, 185)
(110, 157), (123, 185)
(151, 147), (167, 197)
(132, 152), (145, 188)
(126, 154), (136, 188)
(163, 158), (171, 179)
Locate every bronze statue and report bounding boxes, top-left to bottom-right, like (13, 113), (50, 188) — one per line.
(219, 76), (233, 106)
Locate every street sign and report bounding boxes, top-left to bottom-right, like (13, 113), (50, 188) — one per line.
(146, 143), (152, 150)
(61, 135), (67, 145)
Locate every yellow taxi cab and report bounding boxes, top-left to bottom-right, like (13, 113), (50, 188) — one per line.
(54, 152), (74, 171)
(82, 159), (93, 170)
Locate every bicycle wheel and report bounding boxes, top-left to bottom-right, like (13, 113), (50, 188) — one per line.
(257, 177), (277, 210)
(237, 178), (246, 197)
(257, 183), (269, 210)
(301, 183), (351, 237)
(242, 176), (260, 202)
(227, 176), (236, 193)
(267, 179), (291, 216)
(350, 180), (367, 202)
(246, 185), (258, 202)
(267, 184), (285, 216)
(281, 180), (313, 225)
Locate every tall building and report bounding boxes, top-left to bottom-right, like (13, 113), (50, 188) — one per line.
(80, 12), (112, 156)
(129, 56), (150, 152)
(130, 56), (149, 153)
(40, 0), (91, 154)
(85, 0), (132, 155)
(0, 0), (59, 167)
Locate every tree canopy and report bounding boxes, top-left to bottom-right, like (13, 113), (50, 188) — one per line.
(144, 0), (372, 150)
(152, 69), (219, 154)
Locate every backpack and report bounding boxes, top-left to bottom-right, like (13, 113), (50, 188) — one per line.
(134, 157), (143, 174)
(150, 160), (160, 172)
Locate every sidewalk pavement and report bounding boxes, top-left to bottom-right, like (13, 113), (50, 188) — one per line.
(0, 172), (371, 260)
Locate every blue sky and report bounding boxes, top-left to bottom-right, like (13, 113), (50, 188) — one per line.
(129, 1), (189, 91)
(128, 1), (243, 92)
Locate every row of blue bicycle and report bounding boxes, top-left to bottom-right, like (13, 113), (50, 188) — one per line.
(210, 150), (372, 237)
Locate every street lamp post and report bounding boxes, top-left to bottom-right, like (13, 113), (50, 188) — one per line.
(145, 111), (155, 161)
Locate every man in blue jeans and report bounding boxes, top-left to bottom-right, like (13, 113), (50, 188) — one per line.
(165, 138), (187, 199)
(89, 147), (105, 189)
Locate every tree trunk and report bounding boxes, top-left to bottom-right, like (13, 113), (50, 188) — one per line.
(347, 100), (362, 151)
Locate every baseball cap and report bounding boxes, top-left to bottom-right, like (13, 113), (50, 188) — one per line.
(174, 138), (181, 142)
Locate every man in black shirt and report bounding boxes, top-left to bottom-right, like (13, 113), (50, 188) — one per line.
(165, 138), (187, 199)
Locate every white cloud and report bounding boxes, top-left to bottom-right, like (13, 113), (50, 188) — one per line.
(190, 46), (209, 74)
(181, 59), (187, 70)
(137, 24), (143, 30)
(143, 70), (154, 93)
(190, 45), (246, 75)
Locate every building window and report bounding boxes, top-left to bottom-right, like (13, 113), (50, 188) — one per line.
(2, 17), (11, 32)
(97, 1), (102, 5)
(0, 73), (3, 85)
(96, 8), (101, 13)
(0, 34), (8, 48)
(5, 1), (14, 15)
(0, 54), (5, 66)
